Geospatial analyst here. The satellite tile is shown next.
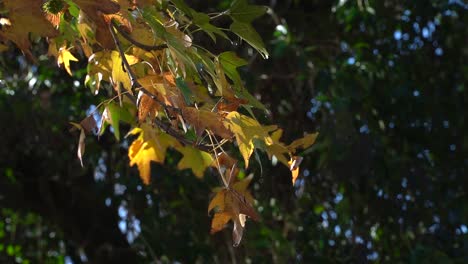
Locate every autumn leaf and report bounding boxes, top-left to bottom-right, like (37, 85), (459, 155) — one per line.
(0, 0), (58, 60)
(265, 129), (290, 166)
(70, 115), (97, 167)
(182, 107), (233, 138)
(57, 47), (78, 76)
(289, 156), (303, 185)
(288, 132), (319, 151)
(99, 102), (135, 140)
(208, 173), (259, 246)
(77, 129), (86, 167)
(176, 145), (213, 178)
(128, 124), (180, 184)
(73, 0), (120, 49)
(111, 51), (139, 92)
(224, 111), (277, 167)
(138, 93), (160, 123)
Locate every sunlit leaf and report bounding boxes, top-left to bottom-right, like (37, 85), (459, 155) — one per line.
(77, 129), (86, 167)
(111, 51), (139, 92)
(57, 47), (78, 76)
(288, 156), (303, 185)
(176, 145), (213, 178)
(288, 132), (319, 151)
(224, 111), (276, 167)
(128, 124), (179, 184)
(182, 107), (233, 138)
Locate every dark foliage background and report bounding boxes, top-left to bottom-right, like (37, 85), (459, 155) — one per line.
(0, 0), (467, 263)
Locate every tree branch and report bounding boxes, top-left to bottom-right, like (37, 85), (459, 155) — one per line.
(108, 21), (214, 153)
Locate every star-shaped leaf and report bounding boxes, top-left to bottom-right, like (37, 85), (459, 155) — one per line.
(57, 47), (78, 76)
(128, 124), (179, 184)
(224, 111), (276, 167)
(208, 173), (259, 246)
(176, 145), (213, 178)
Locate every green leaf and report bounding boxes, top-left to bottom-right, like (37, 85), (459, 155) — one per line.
(141, 7), (167, 39)
(218, 51), (247, 88)
(170, 0), (193, 17)
(175, 77), (193, 104)
(229, 0), (267, 23)
(192, 12), (229, 42)
(230, 21), (268, 58)
(100, 102), (135, 141)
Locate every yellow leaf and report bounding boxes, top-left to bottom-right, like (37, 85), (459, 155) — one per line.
(111, 51), (139, 91)
(265, 129), (290, 166)
(224, 111), (276, 168)
(58, 47), (78, 76)
(138, 75), (167, 95)
(128, 124), (179, 184)
(288, 132), (319, 151)
(176, 145), (213, 178)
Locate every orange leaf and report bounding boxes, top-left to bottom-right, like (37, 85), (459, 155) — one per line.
(210, 212), (232, 234)
(138, 94), (160, 123)
(288, 156), (303, 185)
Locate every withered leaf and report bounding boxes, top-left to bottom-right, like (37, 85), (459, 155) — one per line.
(182, 107), (233, 138)
(77, 129), (86, 167)
(208, 173), (259, 246)
(0, 0), (58, 60)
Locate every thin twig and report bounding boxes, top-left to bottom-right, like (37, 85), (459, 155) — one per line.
(109, 21), (179, 115)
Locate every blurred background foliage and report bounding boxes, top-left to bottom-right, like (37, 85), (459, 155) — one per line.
(1, 0), (467, 263)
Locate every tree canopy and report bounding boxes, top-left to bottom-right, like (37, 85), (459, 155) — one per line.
(0, 0), (467, 263)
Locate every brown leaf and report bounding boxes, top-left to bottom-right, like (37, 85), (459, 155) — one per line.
(0, 0), (58, 60)
(182, 107), (233, 138)
(80, 115), (97, 134)
(232, 216), (244, 247)
(208, 172), (259, 246)
(217, 97), (248, 113)
(73, 0), (120, 49)
(138, 93), (160, 123)
(77, 129), (86, 167)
